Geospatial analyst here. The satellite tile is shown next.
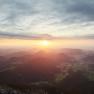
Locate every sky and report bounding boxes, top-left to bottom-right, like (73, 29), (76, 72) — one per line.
(0, 0), (94, 38)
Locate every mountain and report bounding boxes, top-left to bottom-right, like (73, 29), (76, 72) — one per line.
(0, 48), (94, 85)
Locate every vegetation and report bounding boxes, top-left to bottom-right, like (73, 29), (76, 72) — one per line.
(0, 63), (94, 94)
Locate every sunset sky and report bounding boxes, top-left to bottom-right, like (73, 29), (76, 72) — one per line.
(0, 0), (94, 38)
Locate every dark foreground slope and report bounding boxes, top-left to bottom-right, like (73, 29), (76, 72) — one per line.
(0, 71), (94, 94)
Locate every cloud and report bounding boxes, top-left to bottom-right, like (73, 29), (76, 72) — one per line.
(0, 31), (31, 39)
(0, 0), (94, 38)
(0, 0), (36, 24)
(50, 0), (94, 23)
(65, 0), (94, 21)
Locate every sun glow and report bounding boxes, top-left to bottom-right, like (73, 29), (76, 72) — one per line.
(39, 40), (50, 47)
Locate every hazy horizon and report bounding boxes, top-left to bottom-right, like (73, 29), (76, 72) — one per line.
(0, 38), (93, 50)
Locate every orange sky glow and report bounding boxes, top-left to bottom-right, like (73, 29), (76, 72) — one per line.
(0, 38), (94, 49)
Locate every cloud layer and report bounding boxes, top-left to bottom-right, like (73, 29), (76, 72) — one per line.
(0, 0), (94, 38)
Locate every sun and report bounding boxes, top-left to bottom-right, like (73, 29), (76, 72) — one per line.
(40, 40), (49, 46)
